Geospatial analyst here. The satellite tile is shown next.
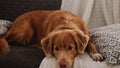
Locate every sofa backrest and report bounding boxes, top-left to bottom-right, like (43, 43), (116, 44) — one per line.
(0, 0), (61, 21)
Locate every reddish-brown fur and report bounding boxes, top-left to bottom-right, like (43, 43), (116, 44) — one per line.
(0, 10), (102, 68)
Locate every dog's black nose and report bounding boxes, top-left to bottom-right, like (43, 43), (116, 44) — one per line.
(60, 64), (66, 68)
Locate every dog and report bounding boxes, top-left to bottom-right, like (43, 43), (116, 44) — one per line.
(0, 10), (103, 68)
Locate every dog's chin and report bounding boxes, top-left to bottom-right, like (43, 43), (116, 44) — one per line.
(58, 66), (72, 68)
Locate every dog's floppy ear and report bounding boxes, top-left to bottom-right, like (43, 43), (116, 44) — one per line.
(75, 30), (89, 54)
(41, 37), (53, 57)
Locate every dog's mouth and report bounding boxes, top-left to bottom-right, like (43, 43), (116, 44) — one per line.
(59, 64), (72, 68)
(59, 64), (71, 68)
(59, 64), (67, 68)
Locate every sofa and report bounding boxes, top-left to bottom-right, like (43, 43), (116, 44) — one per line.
(0, 0), (61, 68)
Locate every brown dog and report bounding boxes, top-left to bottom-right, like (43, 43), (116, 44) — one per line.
(0, 10), (103, 68)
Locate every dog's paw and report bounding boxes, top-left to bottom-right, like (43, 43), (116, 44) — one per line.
(0, 44), (10, 54)
(90, 53), (103, 61)
(0, 39), (10, 54)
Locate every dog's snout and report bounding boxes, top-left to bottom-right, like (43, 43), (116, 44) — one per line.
(59, 59), (67, 68)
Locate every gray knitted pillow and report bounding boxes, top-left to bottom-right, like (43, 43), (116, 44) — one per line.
(0, 20), (12, 36)
(90, 23), (120, 64)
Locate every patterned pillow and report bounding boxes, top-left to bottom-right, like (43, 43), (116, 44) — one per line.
(89, 23), (120, 64)
(0, 20), (12, 36)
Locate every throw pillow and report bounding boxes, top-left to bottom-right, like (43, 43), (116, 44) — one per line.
(90, 23), (120, 64)
(0, 19), (12, 36)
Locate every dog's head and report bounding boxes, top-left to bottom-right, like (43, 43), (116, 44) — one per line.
(41, 29), (89, 68)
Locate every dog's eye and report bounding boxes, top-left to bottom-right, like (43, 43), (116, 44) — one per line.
(68, 46), (73, 51)
(55, 47), (59, 51)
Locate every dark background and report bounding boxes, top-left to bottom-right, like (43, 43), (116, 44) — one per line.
(0, 0), (61, 21)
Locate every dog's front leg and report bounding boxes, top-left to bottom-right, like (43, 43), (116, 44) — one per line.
(86, 41), (103, 61)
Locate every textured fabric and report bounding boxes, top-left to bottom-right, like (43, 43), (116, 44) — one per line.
(61, 0), (120, 29)
(90, 24), (120, 64)
(39, 53), (120, 68)
(0, 20), (12, 36)
(61, 0), (94, 24)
